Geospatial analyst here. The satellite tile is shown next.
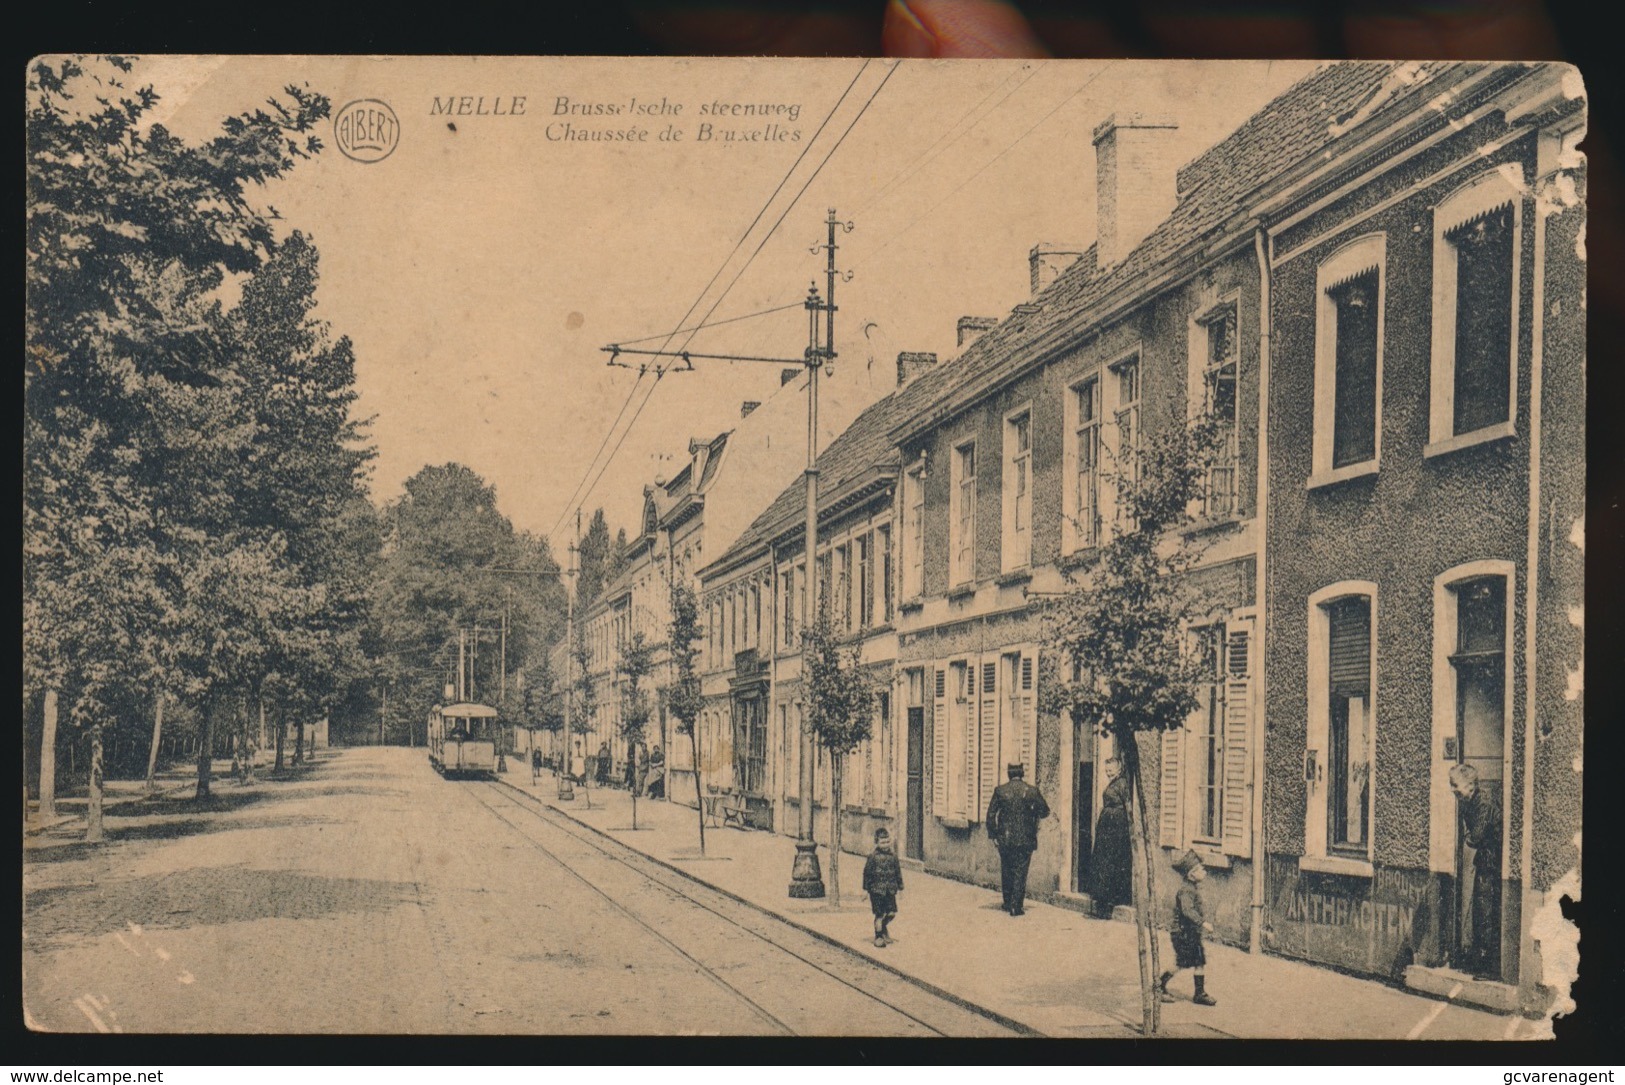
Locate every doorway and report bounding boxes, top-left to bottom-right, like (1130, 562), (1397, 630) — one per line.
(1449, 576), (1510, 981)
(1071, 715), (1096, 893)
(906, 707), (925, 861)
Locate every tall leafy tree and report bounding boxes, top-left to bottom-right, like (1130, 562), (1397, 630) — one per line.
(1040, 413), (1224, 1036)
(26, 55), (332, 823)
(575, 508), (613, 607)
(802, 610), (876, 908)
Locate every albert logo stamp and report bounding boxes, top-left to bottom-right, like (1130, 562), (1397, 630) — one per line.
(333, 99), (400, 163)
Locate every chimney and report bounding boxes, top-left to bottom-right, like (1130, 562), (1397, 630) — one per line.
(1093, 113), (1179, 268)
(780, 367), (801, 387)
(740, 401), (760, 418)
(1028, 244), (1089, 295)
(896, 351), (938, 388)
(956, 316), (998, 349)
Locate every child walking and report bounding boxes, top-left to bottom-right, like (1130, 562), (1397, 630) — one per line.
(862, 828), (904, 948)
(1159, 849), (1217, 1006)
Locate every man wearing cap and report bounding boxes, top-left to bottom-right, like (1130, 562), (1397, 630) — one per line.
(985, 762), (1050, 916)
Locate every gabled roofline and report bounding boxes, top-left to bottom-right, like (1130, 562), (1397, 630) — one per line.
(888, 63), (1524, 448)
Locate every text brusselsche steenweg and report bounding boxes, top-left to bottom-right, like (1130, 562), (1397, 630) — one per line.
(429, 96), (804, 145)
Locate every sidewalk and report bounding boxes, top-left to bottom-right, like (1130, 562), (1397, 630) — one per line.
(499, 769), (1545, 1040)
(23, 751), (328, 839)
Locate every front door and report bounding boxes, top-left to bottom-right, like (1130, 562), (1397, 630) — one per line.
(1072, 715), (1095, 893)
(906, 707), (925, 861)
(1450, 577), (1510, 980)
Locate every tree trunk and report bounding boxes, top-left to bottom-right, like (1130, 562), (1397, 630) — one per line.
(1120, 733), (1162, 1035)
(38, 688), (60, 819)
(275, 711), (287, 772)
(829, 755), (843, 909)
(86, 722), (105, 843)
(630, 742), (639, 830)
(689, 726), (705, 856)
(294, 717), (305, 766)
(145, 693), (165, 791)
(195, 696), (215, 800)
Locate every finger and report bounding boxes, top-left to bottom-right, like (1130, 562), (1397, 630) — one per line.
(629, 2), (880, 56)
(883, 0), (1051, 59)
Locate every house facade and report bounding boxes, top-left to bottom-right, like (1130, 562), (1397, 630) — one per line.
(1256, 62), (1583, 1012)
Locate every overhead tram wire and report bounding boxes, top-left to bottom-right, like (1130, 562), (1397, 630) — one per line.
(612, 301), (807, 347)
(571, 61), (899, 518)
(850, 60), (1045, 222)
(852, 61), (1118, 275)
(547, 60), (873, 542)
(544, 367), (648, 541)
(667, 58), (901, 365)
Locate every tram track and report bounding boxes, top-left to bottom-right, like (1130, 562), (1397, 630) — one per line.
(465, 779), (1029, 1037)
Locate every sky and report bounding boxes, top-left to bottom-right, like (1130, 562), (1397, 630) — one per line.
(134, 55), (1318, 546)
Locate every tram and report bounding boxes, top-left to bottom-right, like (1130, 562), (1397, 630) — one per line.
(428, 702), (499, 778)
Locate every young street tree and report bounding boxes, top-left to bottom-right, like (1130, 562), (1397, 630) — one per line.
(667, 582), (707, 854)
(1040, 413), (1223, 1036)
(802, 610), (876, 909)
(617, 631), (656, 829)
(571, 624), (599, 809)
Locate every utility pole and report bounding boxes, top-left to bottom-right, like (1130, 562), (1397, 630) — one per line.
(560, 509), (580, 798)
(589, 207), (852, 882)
(458, 627), (467, 703)
(789, 207), (851, 900)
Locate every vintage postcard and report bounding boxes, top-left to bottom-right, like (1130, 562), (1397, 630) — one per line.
(23, 55), (1585, 1039)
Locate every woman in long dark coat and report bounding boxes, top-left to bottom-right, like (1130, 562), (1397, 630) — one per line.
(1089, 758), (1134, 917)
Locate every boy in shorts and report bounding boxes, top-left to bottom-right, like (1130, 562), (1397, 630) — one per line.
(862, 827), (904, 947)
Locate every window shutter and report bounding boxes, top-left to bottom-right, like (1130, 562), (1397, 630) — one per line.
(1159, 726), (1184, 849)
(932, 668), (948, 818)
(1221, 621), (1254, 858)
(978, 659), (999, 818)
(1020, 650), (1037, 775)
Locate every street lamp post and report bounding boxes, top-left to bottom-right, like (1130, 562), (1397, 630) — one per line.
(789, 208), (850, 900)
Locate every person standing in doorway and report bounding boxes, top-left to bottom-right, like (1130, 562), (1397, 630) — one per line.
(985, 762), (1050, 916)
(1450, 762), (1503, 977)
(1089, 757), (1133, 918)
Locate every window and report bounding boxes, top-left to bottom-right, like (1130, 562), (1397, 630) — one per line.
(1429, 168), (1522, 452)
(950, 441), (977, 585)
(835, 543), (851, 631)
(877, 523), (894, 623)
(1003, 409), (1033, 571)
(1066, 375), (1102, 551)
(933, 663), (970, 818)
(1312, 235), (1385, 484)
(855, 533), (872, 629)
(1198, 304), (1240, 518)
(780, 568), (797, 647)
(1112, 355), (1141, 529)
(903, 462), (925, 599)
(816, 552), (832, 622)
(733, 695), (767, 794)
(1304, 585), (1376, 865)
(1160, 618), (1254, 857)
(1192, 626), (1225, 843)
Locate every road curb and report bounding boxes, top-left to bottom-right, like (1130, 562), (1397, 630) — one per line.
(494, 775), (1047, 1038)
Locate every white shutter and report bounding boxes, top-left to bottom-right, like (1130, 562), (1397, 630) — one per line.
(932, 667), (948, 818)
(1020, 649), (1037, 776)
(1221, 620), (1255, 858)
(978, 659), (999, 818)
(1159, 726), (1184, 849)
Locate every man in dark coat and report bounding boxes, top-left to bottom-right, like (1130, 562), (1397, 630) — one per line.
(1450, 763), (1503, 976)
(985, 762), (1050, 916)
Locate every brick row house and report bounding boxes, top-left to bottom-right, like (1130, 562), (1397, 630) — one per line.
(582, 60), (1585, 1014)
(550, 355), (893, 803)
